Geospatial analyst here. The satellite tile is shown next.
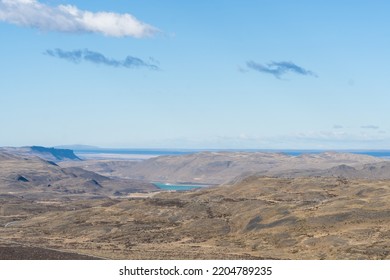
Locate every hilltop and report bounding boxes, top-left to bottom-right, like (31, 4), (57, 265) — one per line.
(60, 151), (385, 184)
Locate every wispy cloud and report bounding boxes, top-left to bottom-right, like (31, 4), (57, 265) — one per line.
(0, 0), (157, 37)
(333, 125), (344, 129)
(246, 61), (317, 79)
(361, 125), (379, 130)
(45, 49), (160, 70)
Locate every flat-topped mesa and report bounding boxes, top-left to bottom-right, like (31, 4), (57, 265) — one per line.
(30, 146), (81, 161)
(0, 146), (81, 162)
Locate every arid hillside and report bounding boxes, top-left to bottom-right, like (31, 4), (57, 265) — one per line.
(60, 151), (385, 184)
(2, 176), (390, 259)
(0, 151), (157, 199)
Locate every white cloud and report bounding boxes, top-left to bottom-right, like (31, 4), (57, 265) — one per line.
(0, 0), (158, 37)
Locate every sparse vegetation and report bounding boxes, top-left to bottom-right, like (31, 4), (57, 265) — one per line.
(1, 149), (390, 259)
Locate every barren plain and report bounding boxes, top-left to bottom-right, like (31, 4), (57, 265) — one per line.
(1, 147), (390, 259)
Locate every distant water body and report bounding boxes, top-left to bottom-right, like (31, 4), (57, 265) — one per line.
(152, 182), (205, 191)
(75, 148), (390, 191)
(74, 148), (390, 159)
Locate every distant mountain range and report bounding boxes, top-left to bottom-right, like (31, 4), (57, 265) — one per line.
(60, 151), (389, 184)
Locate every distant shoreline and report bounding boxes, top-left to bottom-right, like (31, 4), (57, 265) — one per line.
(76, 152), (159, 161)
(74, 148), (390, 160)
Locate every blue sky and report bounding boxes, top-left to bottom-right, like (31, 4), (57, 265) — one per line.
(1, 0), (389, 149)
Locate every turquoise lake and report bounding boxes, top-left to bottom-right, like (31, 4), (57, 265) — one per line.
(153, 182), (204, 191)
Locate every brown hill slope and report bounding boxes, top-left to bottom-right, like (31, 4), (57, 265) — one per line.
(60, 151), (384, 184)
(0, 151), (157, 198)
(2, 176), (390, 259)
